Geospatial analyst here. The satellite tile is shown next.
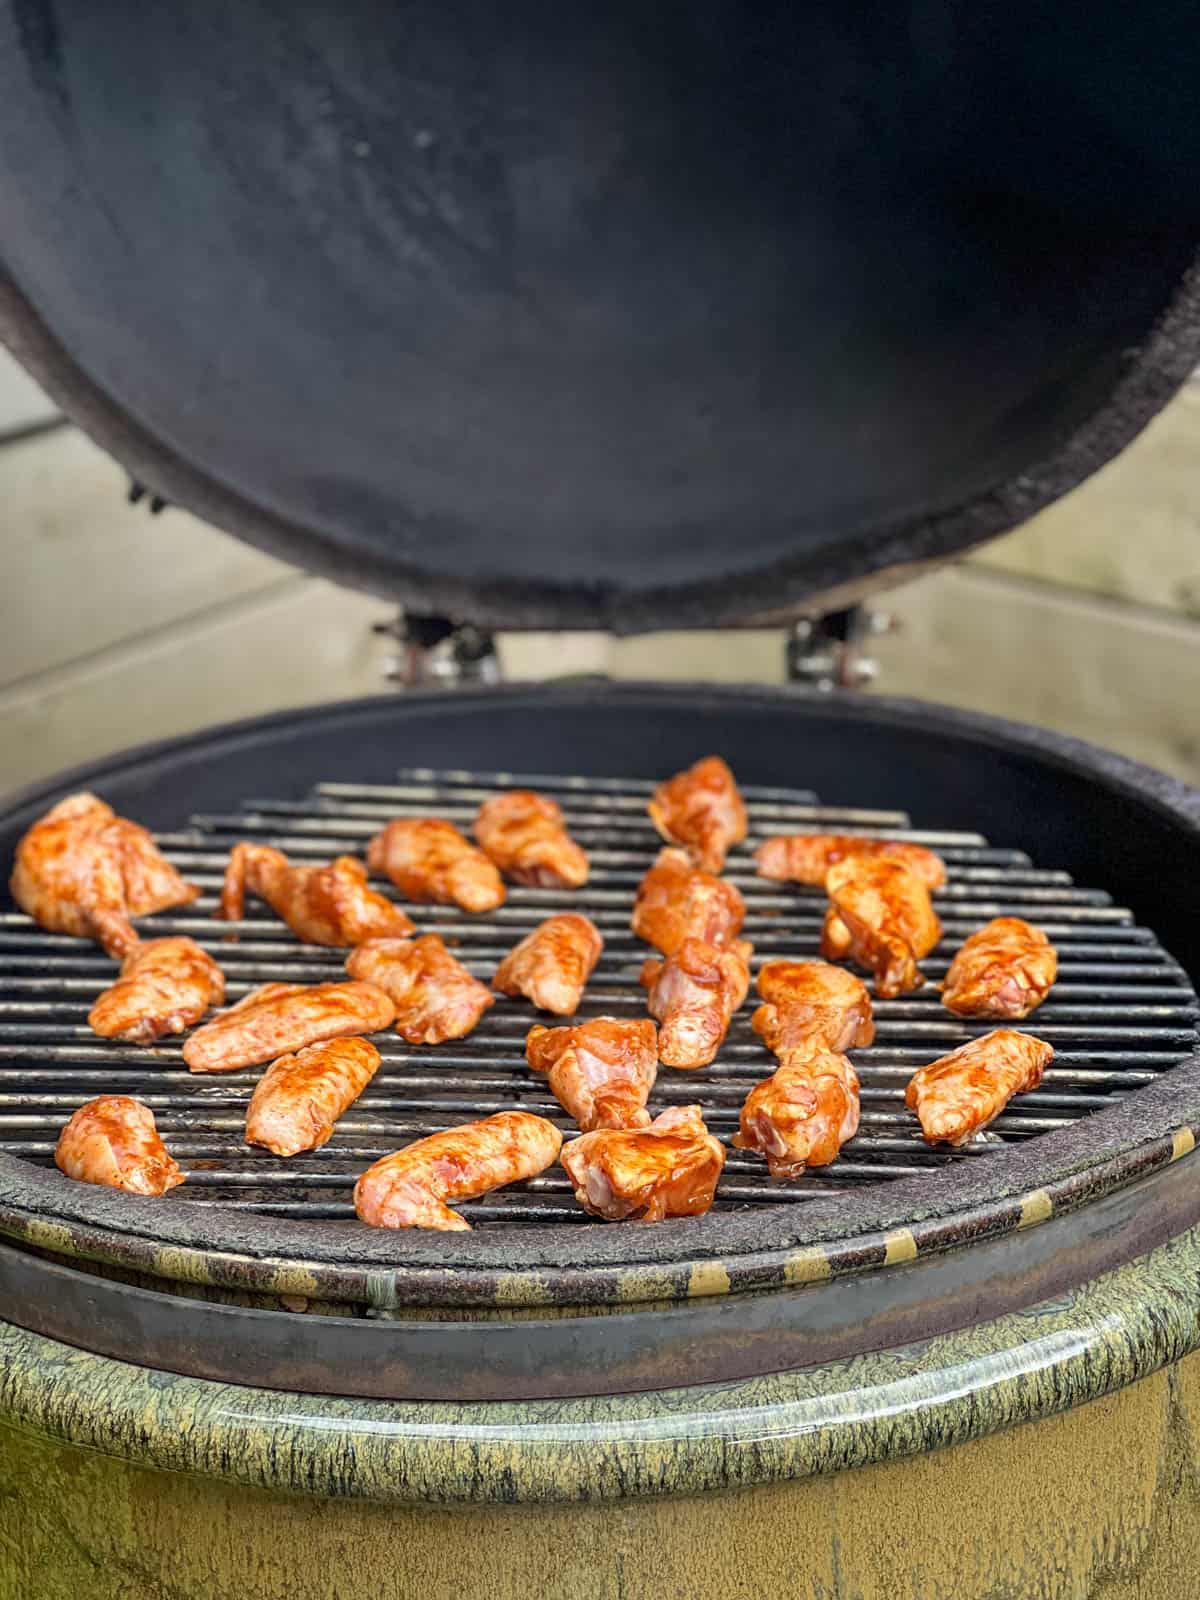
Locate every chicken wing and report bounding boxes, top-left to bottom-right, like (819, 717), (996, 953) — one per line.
(561, 1105), (726, 1222)
(245, 1037), (381, 1157)
(640, 938), (752, 1068)
(218, 843), (413, 947)
(906, 1029), (1052, 1146)
(648, 756), (747, 873)
(89, 936), (226, 1043)
(11, 792), (199, 959)
(474, 790), (589, 888)
(526, 1017), (658, 1131)
(755, 834), (946, 889)
(354, 1111), (563, 1231)
(493, 914), (603, 1015)
(183, 980), (395, 1073)
(55, 1095), (184, 1195)
(821, 856), (942, 997)
(366, 817), (505, 913)
(941, 918), (1058, 1020)
(751, 959), (875, 1060)
(631, 847), (746, 956)
(347, 935), (494, 1044)
(733, 1051), (861, 1175)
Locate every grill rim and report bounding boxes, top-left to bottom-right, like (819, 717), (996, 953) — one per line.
(3, 682), (1200, 1311)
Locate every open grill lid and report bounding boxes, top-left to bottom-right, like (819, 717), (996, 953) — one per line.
(2, 2), (1200, 631)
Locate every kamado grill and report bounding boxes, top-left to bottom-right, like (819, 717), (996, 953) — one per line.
(4, 6), (1200, 1598)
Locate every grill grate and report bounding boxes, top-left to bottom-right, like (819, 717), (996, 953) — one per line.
(0, 769), (1196, 1227)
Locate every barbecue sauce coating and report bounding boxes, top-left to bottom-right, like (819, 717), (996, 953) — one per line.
(55, 1095), (184, 1195)
(354, 1111), (563, 1231)
(11, 792), (199, 959)
(348, 935), (494, 1043)
(751, 959), (875, 1060)
(493, 913), (603, 1015)
(631, 847), (746, 956)
(648, 756), (747, 874)
(245, 1037), (381, 1157)
(218, 843), (414, 947)
(89, 936), (226, 1043)
(474, 790), (589, 888)
(182, 981), (395, 1073)
(755, 834), (946, 889)
(734, 1051), (861, 1174)
(561, 1105), (726, 1221)
(526, 1017), (658, 1131)
(366, 817), (505, 913)
(821, 856), (942, 997)
(906, 1029), (1052, 1146)
(640, 937), (752, 1068)
(941, 917), (1058, 1019)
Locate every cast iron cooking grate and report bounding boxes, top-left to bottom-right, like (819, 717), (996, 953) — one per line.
(0, 768), (1196, 1227)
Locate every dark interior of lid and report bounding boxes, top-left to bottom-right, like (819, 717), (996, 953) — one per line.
(1, 1), (1199, 629)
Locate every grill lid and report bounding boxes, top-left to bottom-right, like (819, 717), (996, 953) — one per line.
(2, 4), (1200, 630)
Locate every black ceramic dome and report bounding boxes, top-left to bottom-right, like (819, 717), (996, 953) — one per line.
(1, 1), (1199, 630)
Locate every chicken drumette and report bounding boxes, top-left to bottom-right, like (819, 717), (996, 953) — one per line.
(906, 1029), (1052, 1146)
(474, 790), (589, 888)
(640, 938), (752, 1068)
(493, 914), (603, 1015)
(751, 959), (875, 1060)
(648, 756), (747, 874)
(561, 1105), (726, 1222)
(55, 1095), (184, 1195)
(218, 843), (414, 947)
(526, 1017), (658, 1131)
(182, 980), (395, 1073)
(734, 1051), (861, 1175)
(821, 856), (942, 997)
(347, 935), (494, 1044)
(755, 834), (946, 889)
(631, 848), (745, 956)
(245, 1037), (381, 1158)
(89, 936), (226, 1043)
(366, 817), (505, 913)
(941, 918), (1058, 1020)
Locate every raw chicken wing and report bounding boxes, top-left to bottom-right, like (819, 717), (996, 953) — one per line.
(218, 843), (413, 947)
(89, 936), (226, 1043)
(734, 1051), (861, 1175)
(493, 914), (603, 1015)
(183, 980), (395, 1073)
(756, 834), (946, 889)
(821, 856), (942, 997)
(648, 756), (747, 873)
(367, 817), (505, 913)
(354, 1111), (563, 1231)
(347, 935), (494, 1044)
(941, 918), (1058, 1020)
(526, 1017), (658, 1131)
(631, 848), (745, 956)
(55, 1095), (184, 1195)
(561, 1105), (726, 1222)
(474, 790), (589, 888)
(640, 938), (752, 1068)
(245, 1037), (381, 1157)
(752, 960), (875, 1060)
(11, 792), (198, 958)
(906, 1028), (1052, 1146)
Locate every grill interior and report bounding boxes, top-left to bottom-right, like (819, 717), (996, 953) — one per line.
(1, 767), (1196, 1228)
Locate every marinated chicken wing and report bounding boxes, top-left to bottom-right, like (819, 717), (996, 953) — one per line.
(366, 817), (505, 913)
(493, 914), (603, 1015)
(245, 1037), (381, 1157)
(89, 936), (226, 1043)
(821, 856), (942, 997)
(751, 959), (875, 1060)
(354, 1111), (563, 1231)
(55, 1095), (184, 1195)
(183, 980), (395, 1073)
(648, 756), (747, 873)
(631, 848), (746, 956)
(218, 843), (413, 947)
(941, 918), (1058, 1020)
(755, 834), (946, 889)
(526, 1017), (658, 1131)
(561, 1105), (726, 1222)
(734, 1051), (861, 1175)
(640, 938), (752, 1068)
(474, 790), (589, 888)
(11, 792), (199, 959)
(347, 935), (494, 1044)
(907, 1028), (1052, 1146)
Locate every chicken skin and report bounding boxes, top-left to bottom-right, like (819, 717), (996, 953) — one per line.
(751, 960), (875, 1061)
(11, 792), (199, 959)
(183, 980), (395, 1073)
(755, 834), (946, 889)
(648, 756), (747, 874)
(734, 1051), (861, 1175)
(55, 1095), (184, 1195)
(640, 938), (752, 1068)
(526, 1017), (658, 1131)
(907, 1029), (1052, 1146)
(366, 817), (505, 913)
(474, 790), (589, 888)
(561, 1105), (726, 1222)
(941, 918), (1058, 1020)
(88, 936), (226, 1043)
(347, 935), (494, 1044)
(821, 856), (942, 998)
(354, 1111), (563, 1231)
(245, 1037), (381, 1158)
(631, 848), (746, 956)
(218, 843), (413, 947)
(493, 914), (603, 1015)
